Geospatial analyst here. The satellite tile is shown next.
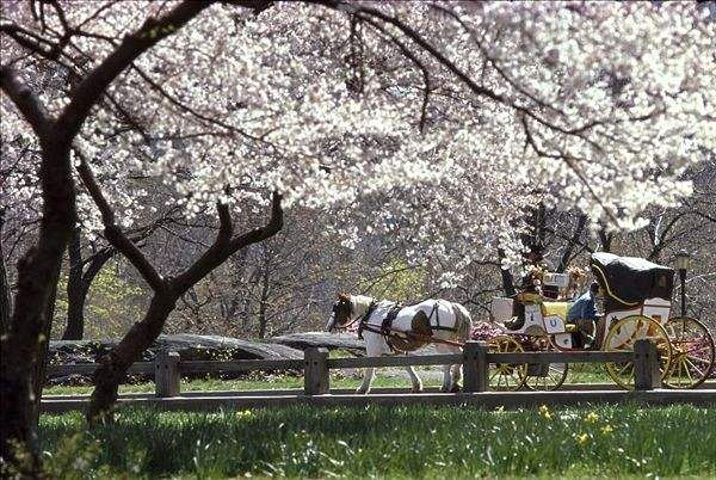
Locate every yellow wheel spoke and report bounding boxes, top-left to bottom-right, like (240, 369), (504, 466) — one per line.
(684, 358), (705, 379)
(685, 354), (711, 365)
(615, 362), (633, 378)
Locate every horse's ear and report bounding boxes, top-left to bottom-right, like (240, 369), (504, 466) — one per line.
(338, 292), (350, 301)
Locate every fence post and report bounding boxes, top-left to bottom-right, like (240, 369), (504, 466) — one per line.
(155, 350), (181, 397)
(304, 347), (329, 395)
(634, 339), (661, 390)
(463, 341), (488, 392)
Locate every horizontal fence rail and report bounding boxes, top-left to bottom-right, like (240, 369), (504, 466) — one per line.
(46, 340), (663, 399)
(47, 363), (154, 376)
(179, 359), (305, 373)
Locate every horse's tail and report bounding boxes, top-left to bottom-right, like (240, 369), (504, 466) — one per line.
(451, 302), (473, 342)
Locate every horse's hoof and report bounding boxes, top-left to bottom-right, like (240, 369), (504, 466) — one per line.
(450, 384), (462, 393)
(411, 385), (424, 394)
(356, 388), (369, 395)
(440, 386), (449, 393)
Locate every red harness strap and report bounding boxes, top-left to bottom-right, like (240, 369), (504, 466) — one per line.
(359, 324), (465, 349)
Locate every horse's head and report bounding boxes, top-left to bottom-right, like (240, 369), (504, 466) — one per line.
(326, 293), (354, 332)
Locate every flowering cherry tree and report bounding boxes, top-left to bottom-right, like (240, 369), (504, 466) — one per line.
(2, 0), (714, 471)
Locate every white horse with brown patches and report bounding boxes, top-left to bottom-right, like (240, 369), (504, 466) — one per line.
(326, 293), (472, 394)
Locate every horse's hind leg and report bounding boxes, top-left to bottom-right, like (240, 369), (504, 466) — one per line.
(436, 345), (453, 392)
(406, 366), (423, 393)
(436, 344), (462, 392)
(450, 363), (462, 393)
(356, 367), (375, 394)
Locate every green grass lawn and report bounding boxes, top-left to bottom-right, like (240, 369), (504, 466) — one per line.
(44, 365), (612, 396)
(36, 404), (716, 479)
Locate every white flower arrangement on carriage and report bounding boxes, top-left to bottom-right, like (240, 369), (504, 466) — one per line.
(489, 253), (715, 391)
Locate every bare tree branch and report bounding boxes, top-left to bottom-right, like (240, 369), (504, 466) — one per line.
(56, 0), (213, 138)
(174, 192), (283, 293)
(0, 65), (51, 137)
(74, 152), (166, 292)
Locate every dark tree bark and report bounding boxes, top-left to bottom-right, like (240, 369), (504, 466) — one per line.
(61, 228), (115, 340)
(0, 208), (12, 337)
(0, 137), (75, 474)
(62, 227), (84, 340)
(258, 264), (271, 339)
(31, 275), (59, 428)
(87, 292), (178, 421)
(598, 228), (614, 252)
(556, 214), (588, 273)
(497, 248), (516, 297)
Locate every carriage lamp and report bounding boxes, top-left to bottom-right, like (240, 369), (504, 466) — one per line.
(674, 250), (691, 317)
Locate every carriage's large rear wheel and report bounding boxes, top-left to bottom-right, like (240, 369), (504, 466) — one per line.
(519, 335), (568, 391)
(487, 336), (527, 391)
(663, 317), (715, 389)
(604, 315), (672, 390)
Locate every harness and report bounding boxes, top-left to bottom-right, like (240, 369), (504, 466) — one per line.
(356, 300), (379, 340)
(360, 301), (464, 352)
(381, 303), (403, 336)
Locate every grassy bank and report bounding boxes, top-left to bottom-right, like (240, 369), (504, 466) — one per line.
(44, 364), (612, 396)
(37, 404), (716, 479)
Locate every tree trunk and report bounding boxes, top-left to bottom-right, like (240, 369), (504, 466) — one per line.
(257, 268), (270, 339)
(31, 277), (59, 427)
(62, 227), (84, 340)
(62, 237), (115, 340)
(0, 142), (76, 472)
(557, 214), (587, 273)
(598, 228), (614, 252)
(87, 291), (177, 423)
(497, 249), (516, 297)
(0, 207), (11, 337)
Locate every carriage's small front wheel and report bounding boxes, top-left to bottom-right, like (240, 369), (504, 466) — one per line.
(487, 336), (527, 391)
(663, 317), (715, 389)
(604, 315), (672, 390)
(520, 336), (569, 391)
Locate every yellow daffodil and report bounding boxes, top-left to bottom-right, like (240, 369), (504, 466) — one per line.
(576, 433), (589, 445)
(585, 412), (599, 423)
(601, 424), (614, 435)
(538, 405), (552, 420)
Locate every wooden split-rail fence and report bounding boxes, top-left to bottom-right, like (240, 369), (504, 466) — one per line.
(49, 340), (665, 398)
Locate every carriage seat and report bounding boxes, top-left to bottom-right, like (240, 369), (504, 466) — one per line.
(542, 301), (578, 333)
(515, 292), (543, 304)
(542, 302), (570, 321)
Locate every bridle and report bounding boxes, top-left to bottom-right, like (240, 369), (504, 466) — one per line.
(332, 299), (377, 333)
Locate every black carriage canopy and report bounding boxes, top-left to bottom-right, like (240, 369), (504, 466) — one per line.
(590, 252), (674, 308)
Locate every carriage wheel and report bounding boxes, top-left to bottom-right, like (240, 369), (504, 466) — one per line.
(663, 317), (715, 389)
(487, 336), (527, 391)
(520, 336), (569, 391)
(604, 315), (672, 390)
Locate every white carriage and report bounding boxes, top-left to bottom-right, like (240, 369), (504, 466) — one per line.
(488, 253), (715, 391)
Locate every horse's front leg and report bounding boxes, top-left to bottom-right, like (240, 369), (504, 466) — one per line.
(357, 333), (383, 394)
(405, 366), (423, 393)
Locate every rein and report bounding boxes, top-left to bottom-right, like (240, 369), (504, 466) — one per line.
(336, 299), (465, 349)
(358, 323), (465, 348)
(335, 300), (378, 334)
